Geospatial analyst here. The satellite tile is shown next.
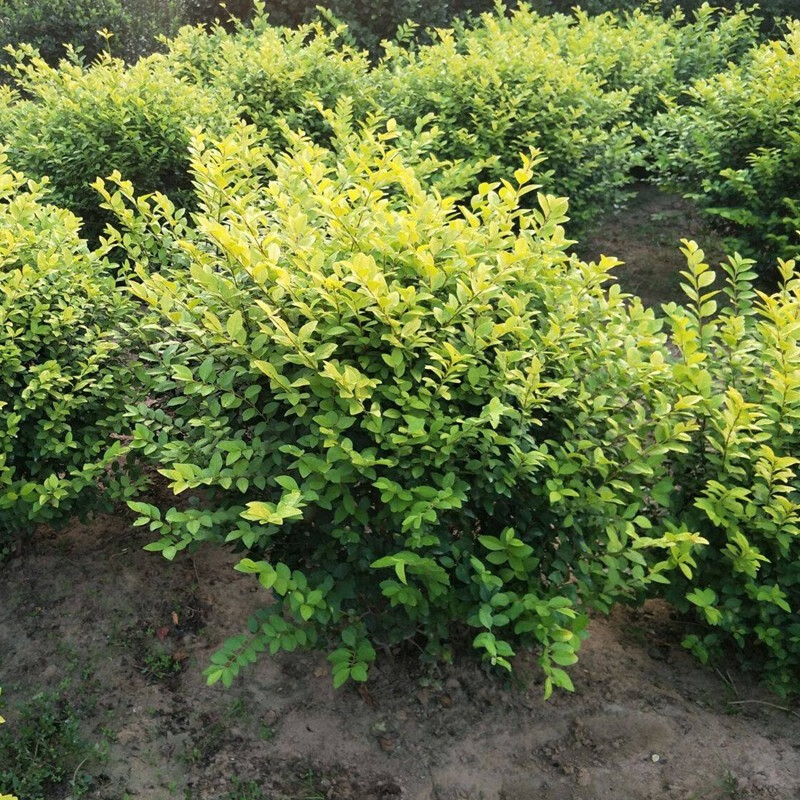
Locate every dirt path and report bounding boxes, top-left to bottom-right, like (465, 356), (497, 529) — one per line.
(574, 184), (729, 309)
(1, 513), (799, 800)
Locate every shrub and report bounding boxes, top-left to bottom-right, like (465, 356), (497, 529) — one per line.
(0, 47), (236, 239)
(0, 159), (137, 553)
(0, 0), (128, 67)
(0, 0), (193, 66)
(533, 0), (796, 28)
(371, 5), (639, 227)
(650, 23), (800, 262)
(103, 121), (702, 693)
(655, 243), (800, 696)
(163, 13), (372, 148)
(257, 0), (497, 53)
(537, 4), (759, 124)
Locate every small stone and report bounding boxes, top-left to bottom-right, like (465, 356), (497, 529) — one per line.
(651, 753), (661, 763)
(262, 709), (278, 726)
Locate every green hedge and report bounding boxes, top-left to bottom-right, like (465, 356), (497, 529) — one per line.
(0, 3), (769, 238)
(163, 15), (372, 148)
(371, 7), (640, 226)
(0, 0), (191, 65)
(540, 4), (759, 123)
(534, 0), (796, 26)
(0, 160), (137, 553)
(0, 0), (797, 698)
(92, 119), (800, 696)
(258, 0), (496, 53)
(97, 120), (704, 692)
(0, 47), (236, 239)
(650, 23), (800, 261)
(658, 243), (800, 696)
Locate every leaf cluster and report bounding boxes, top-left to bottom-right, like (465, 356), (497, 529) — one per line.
(650, 23), (800, 262)
(0, 158), (137, 547)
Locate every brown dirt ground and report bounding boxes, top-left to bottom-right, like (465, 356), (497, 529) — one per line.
(2, 510), (799, 800)
(574, 184), (729, 309)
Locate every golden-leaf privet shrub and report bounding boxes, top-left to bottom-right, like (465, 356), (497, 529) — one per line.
(163, 12), (373, 148)
(0, 47), (236, 239)
(371, 5), (639, 227)
(104, 121), (703, 693)
(654, 244), (800, 696)
(0, 159), (137, 554)
(251, 0), (495, 53)
(533, 3), (759, 124)
(650, 23), (800, 262)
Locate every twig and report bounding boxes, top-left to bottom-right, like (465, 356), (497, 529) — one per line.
(71, 756), (90, 789)
(725, 670), (739, 699)
(715, 668), (739, 699)
(727, 700), (800, 719)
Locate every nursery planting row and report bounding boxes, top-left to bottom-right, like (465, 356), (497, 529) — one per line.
(1, 3), (800, 735)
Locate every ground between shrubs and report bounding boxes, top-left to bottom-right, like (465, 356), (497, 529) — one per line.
(1, 507), (798, 800)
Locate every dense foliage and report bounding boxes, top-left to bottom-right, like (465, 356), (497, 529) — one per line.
(535, 0), (796, 28)
(164, 15), (372, 148)
(651, 23), (800, 262)
(0, 0), (798, 698)
(104, 122), (707, 693)
(372, 9), (639, 226)
(0, 47), (236, 238)
(0, 0), (794, 73)
(0, 160), (135, 553)
(0, 3), (770, 237)
(259, 0), (496, 53)
(659, 244), (800, 696)
(540, 4), (759, 122)
(0, 0), (191, 65)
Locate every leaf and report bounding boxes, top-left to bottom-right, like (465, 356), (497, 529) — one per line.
(333, 668), (350, 689)
(226, 310), (246, 344)
(687, 588), (716, 608)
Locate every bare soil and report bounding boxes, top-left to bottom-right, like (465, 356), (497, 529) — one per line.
(2, 511), (799, 800)
(574, 184), (729, 308)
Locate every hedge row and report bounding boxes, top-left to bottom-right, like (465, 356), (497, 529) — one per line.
(1, 3), (799, 696)
(2, 0), (793, 64)
(651, 22), (800, 261)
(0, 159), (137, 555)
(0, 3), (764, 240)
(3, 116), (800, 696)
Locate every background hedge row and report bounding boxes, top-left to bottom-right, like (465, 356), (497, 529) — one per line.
(1, 0), (795, 66)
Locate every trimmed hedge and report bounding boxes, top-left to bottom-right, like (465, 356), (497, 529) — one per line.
(0, 47), (237, 238)
(650, 23), (800, 261)
(0, 159), (137, 552)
